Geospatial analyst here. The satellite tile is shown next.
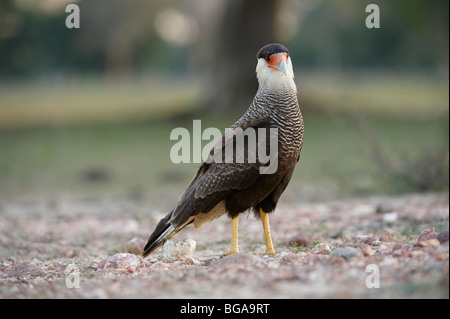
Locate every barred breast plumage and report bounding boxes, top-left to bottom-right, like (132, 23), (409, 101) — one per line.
(238, 85), (304, 161)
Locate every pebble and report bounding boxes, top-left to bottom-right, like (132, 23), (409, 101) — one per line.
(124, 237), (146, 255)
(343, 243), (374, 256)
(392, 244), (410, 257)
(65, 249), (76, 258)
(352, 205), (376, 217)
(288, 233), (311, 247)
(414, 239), (440, 247)
(184, 257), (201, 266)
(416, 227), (438, 243)
(377, 244), (391, 253)
(382, 212), (398, 223)
(311, 242), (331, 254)
(99, 253), (140, 270)
(161, 238), (196, 262)
(379, 236), (402, 243)
(355, 235), (376, 245)
(376, 203), (393, 214)
(437, 230), (449, 244)
(330, 247), (362, 260)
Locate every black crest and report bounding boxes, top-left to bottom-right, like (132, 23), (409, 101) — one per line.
(257, 43), (289, 60)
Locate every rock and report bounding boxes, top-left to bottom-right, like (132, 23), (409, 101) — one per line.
(392, 244), (411, 257)
(342, 234), (353, 243)
(343, 243), (374, 256)
(417, 227), (438, 243)
(329, 230), (343, 239)
(361, 245), (375, 256)
(414, 239), (440, 247)
(379, 236), (403, 243)
(161, 238), (196, 262)
(376, 203), (393, 214)
(124, 237), (146, 255)
(382, 212), (398, 223)
(65, 249), (76, 258)
(437, 230), (449, 244)
(97, 259), (107, 269)
(100, 253), (140, 270)
(184, 257), (201, 266)
(311, 242), (331, 254)
(128, 266), (137, 274)
(377, 244), (392, 253)
(330, 247), (362, 260)
(288, 233), (311, 247)
(352, 205), (376, 217)
(355, 235), (376, 245)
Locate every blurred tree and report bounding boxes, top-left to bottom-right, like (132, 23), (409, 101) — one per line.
(388, 0), (449, 76)
(0, 0), (167, 78)
(74, 0), (161, 78)
(289, 0), (449, 72)
(205, 0), (281, 112)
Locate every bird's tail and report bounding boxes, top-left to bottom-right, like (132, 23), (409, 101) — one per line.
(142, 211), (177, 257)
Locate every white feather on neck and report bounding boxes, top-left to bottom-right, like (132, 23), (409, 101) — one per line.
(255, 56), (297, 93)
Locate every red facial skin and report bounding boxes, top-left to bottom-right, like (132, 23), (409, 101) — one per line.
(267, 52), (288, 71)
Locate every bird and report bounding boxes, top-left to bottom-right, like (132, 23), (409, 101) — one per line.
(143, 43), (304, 257)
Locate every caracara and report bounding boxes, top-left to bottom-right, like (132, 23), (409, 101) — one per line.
(143, 43), (304, 257)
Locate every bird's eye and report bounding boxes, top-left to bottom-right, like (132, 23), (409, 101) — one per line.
(265, 55), (270, 62)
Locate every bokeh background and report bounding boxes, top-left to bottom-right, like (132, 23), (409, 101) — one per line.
(0, 0), (448, 204)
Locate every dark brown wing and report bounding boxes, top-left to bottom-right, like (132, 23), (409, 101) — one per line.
(143, 118), (273, 257)
(169, 118), (272, 226)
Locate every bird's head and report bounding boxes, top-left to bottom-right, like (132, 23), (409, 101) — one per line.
(255, 43), (296, 93)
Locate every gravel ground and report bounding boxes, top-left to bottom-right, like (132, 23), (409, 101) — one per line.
(0, 192), (448, 299)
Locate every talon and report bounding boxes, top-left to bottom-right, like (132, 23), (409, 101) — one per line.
(224, 249), (239, 256)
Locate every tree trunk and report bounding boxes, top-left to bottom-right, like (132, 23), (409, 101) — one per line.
(206, 0), (281, 113)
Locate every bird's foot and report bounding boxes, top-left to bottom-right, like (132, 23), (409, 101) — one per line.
(263, 248), (276, 256)
(223, 249), (239, 256)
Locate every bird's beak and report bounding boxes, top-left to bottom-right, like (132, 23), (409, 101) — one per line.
(268, 52), (288, 75)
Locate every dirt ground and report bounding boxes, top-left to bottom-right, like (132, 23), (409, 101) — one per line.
(0, 192), (448, 299)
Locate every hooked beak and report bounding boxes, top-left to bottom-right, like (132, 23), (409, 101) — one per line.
(268, 52), (288, 75)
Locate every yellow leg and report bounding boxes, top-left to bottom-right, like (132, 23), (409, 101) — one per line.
(224, 215), (239, 256)
(260, 208), (276, 255)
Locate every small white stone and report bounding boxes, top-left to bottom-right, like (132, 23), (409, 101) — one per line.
(104, 253), (140, 269)
(162, 238), (196, 262)
(352, 205), (376, 217)
(383, 212), (398, 223)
